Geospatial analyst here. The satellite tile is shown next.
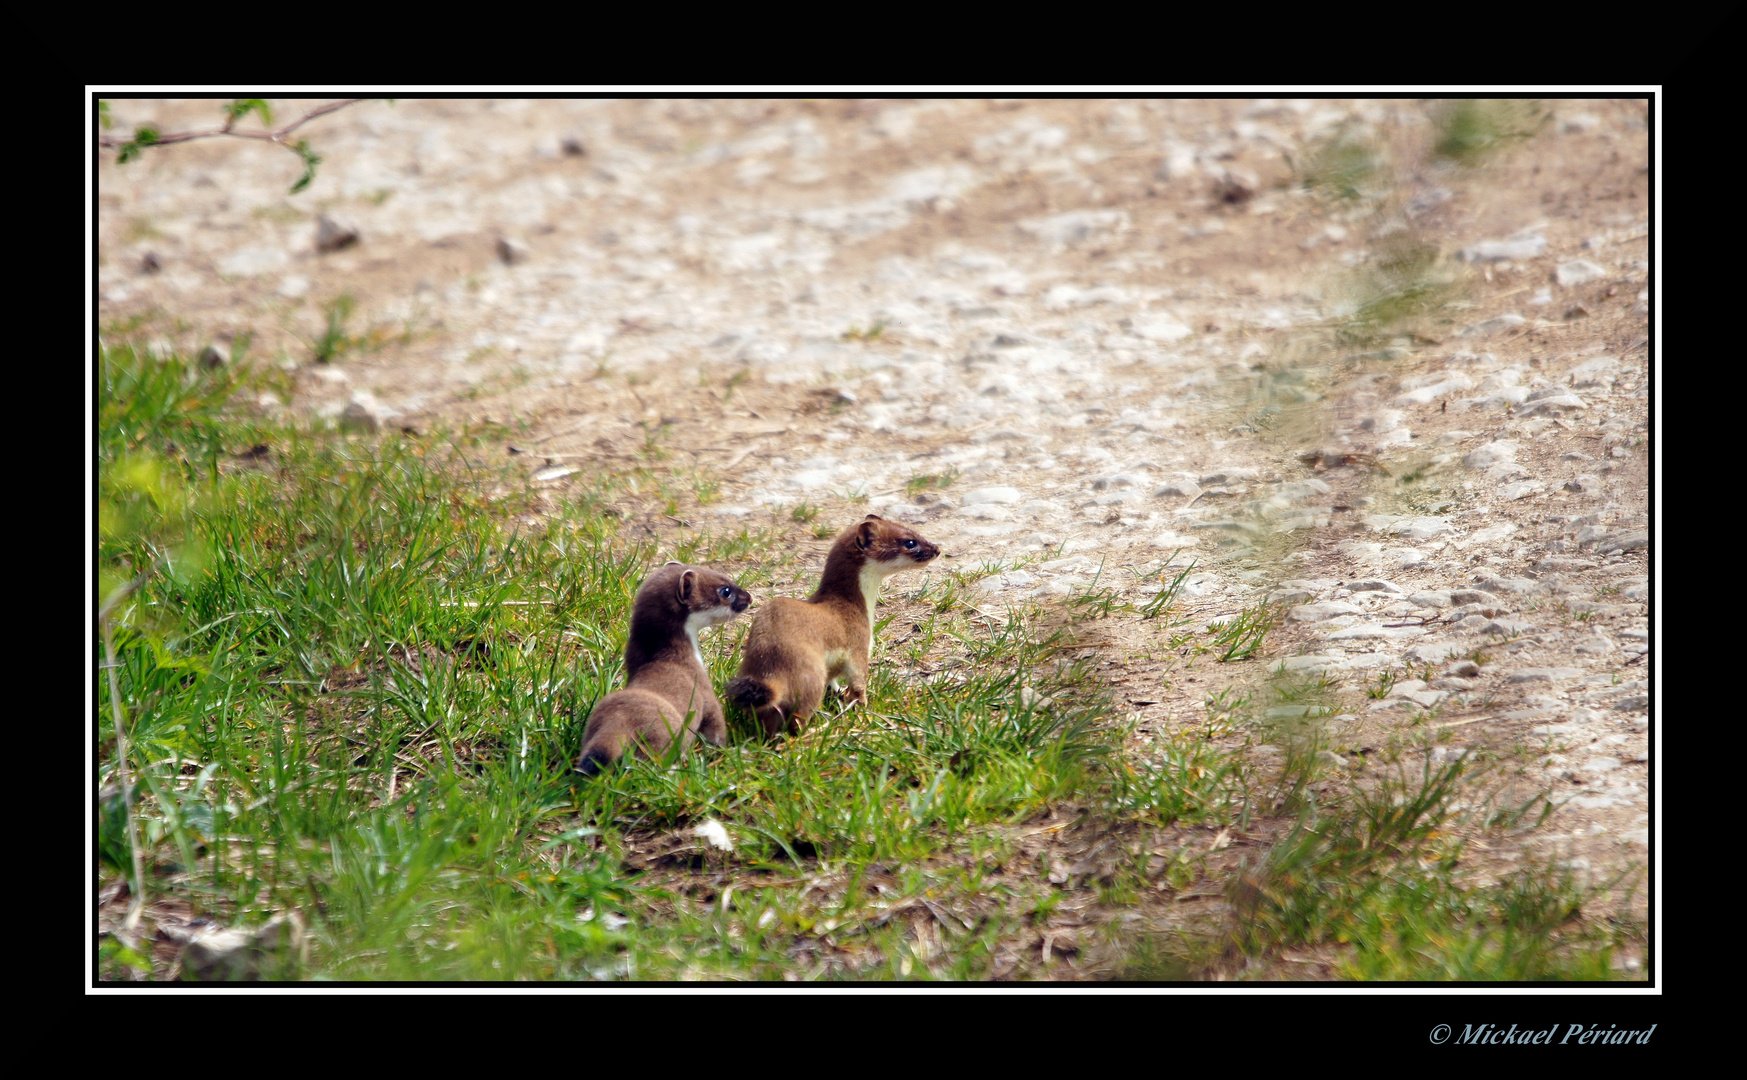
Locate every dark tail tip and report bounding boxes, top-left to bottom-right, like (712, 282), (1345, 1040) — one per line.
(575, 747), (611, 778)
(726, 676), (772, 708)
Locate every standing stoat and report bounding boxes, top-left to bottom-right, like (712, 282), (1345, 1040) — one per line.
(727, 515), (939, 737)
(575, 562), (752, 776)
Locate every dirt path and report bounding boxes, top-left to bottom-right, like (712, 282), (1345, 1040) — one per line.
(97, 97), (1655, 972)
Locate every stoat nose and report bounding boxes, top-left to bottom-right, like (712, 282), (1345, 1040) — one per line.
(733, 592), (751, 612)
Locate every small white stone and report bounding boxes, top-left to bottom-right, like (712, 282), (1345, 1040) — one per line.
(694, 819), (734, 852)
(1556, 259), (1607, 287)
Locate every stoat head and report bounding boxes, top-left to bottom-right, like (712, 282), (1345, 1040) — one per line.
(851, 515), (940, 576)
(659, 560), (752, 628)
(635, 561), (751, 638)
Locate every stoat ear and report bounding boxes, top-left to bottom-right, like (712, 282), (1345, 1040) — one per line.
(677, 568), (696, 602)
(664, 560), (684, 567)
(864, 514), (883, 522)
(856, 519), (879, 550)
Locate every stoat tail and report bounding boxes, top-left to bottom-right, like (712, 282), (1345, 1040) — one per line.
(575, 745), (613, 777)
(726, 676), (773, 709)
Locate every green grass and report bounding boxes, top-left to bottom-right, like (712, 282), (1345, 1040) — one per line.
(1209, 603), (1278, 663)
(1429, 99), (1549, 166)
(904, 468), (960, 496)
(95, 342), (1642, 983)
(1228, 748), (1631, 980)
(96, 343), (1248, 982)
(1299, 129), (1386, 202)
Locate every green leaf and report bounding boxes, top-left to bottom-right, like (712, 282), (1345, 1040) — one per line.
(224, 98), (273, 126)
(288, 140), (322, 194)
(117, 126), (160, 165)
(98, 100), (112, 130)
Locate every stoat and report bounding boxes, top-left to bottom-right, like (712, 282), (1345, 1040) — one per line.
(727, 515), (939, 737)
(575, 562), (752, 776)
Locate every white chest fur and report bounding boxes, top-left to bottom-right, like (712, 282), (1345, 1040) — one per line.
(858, 558), (911, 627)
(684, 606), (731, 668)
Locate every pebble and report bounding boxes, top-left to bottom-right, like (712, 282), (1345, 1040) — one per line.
(1459, 313), (1526, 337)
(1132, 316), (1194, 342)
(199, 342), (230, 369)
(1466, 386), (1532, 409)
(977, 570), (1038, 592)
(1506, 667), (1584, 684)
(1532, 556), (1598, 573)
(1482, 618), (1541, 637)
(1498, 481), (1541, 501)
(1288, 601), (1364, 622)
(1569, 355), (1619, 386)
(1596, 530), (1647, 554)
(1395, 375), (1473, 405)
(958, 503), (1014, 521)
(340, 392), (398, 433)
(1449, 589), (1500, 607)
(1409, 591), (1452, 608)
(1277, 655), (1338, 673)
(1474, 576), (1541, 595)
(315, 214), (360, 253)
(497, 237), (531, 265)
(1466, 523), (1519, 547)
(1019, 210), (1130, 246)
(1153, 480), (1202, 499)
(1520, 394), (1588, 416)
(1092, 472), (1147, 490)
(1503, 706), (1560, 721)
(1461, 236), (1546, 262)
(1198, 467), (1259, 486)
(1368, 515), (1452, 540)
(1463, 441), (1518, 469)
(1328, 624), (1422, 642)
(962, 486), (1024, 505)
(1346, 579), (1403, 594)
(1555, 259), (1607, 286)
(1334, 654), (1395, 671)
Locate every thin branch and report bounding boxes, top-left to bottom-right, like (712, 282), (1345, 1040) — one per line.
(276, 99), (365, 138)
(100, 99), (370, 191)
(96, 99), (367, 150)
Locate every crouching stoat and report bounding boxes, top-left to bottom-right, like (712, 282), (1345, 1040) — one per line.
(727, 515), (939, 737)
(575, 562), (752, 776)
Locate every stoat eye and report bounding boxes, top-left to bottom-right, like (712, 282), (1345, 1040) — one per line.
(718, 585), (732, 599)
(903, 539), (916, 549)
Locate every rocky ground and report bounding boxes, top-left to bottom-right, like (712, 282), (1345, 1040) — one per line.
(95, 97), (1655, 971)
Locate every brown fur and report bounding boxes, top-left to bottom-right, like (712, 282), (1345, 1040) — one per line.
(728, 515), (938, 737)
(575, 563), (751, 776)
